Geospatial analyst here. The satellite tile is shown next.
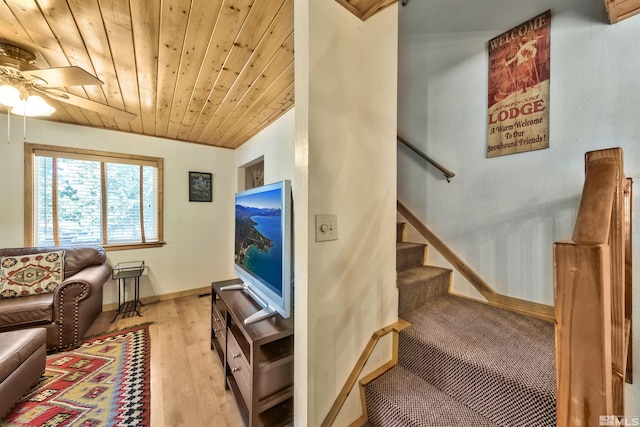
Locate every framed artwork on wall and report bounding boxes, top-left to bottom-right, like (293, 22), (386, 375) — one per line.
(487, 10), (551, 158)
(189, 171), (212, 202)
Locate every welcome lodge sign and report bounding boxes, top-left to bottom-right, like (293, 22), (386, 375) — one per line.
(487, 10), (551, 158)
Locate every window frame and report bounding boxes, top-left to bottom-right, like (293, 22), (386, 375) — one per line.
(24, 143), (165, 251)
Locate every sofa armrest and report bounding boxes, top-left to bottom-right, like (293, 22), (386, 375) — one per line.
(58, 263), (112, 299)
(51, 263), (112, 349)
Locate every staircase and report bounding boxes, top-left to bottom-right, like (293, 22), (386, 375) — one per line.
(363, 223), (556, 426)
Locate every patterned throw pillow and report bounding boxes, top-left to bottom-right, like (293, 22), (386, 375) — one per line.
(0, 251), (65, 298)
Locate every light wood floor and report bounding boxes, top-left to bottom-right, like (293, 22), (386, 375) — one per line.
(85, 294), (244, 427)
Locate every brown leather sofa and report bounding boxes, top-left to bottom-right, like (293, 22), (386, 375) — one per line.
(0, 328), (46, 419)
(0, 246), (111, 351)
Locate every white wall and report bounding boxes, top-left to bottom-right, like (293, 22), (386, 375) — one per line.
(234, 108), (295, 187)
(397, 0), (639, 411)
(295, 1), (398, 425)
(0, 115), (236, 305)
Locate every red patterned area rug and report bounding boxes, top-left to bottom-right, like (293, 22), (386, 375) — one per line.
(1, 325), (150, 427)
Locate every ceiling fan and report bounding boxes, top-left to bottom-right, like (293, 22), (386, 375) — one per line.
(0, 43), (136, 121)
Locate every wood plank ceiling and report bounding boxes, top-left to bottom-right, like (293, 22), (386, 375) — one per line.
(335, 0), (398, 21)
(1, 0), (630, 150)
(0, 0), (294, 149)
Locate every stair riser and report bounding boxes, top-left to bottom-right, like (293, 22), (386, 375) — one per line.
(396, 245), (425, 272)
(398, 270), (449, 315)
(397, 223), (406, 243)
(398, 332), (556, 427)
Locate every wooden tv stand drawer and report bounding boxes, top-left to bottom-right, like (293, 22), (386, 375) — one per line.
(211, 279), (294, 427)
(211, 292), (227, 363)
(227, 329), (251, 404)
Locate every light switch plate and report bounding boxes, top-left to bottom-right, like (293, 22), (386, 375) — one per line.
(315, 214), (337, 242)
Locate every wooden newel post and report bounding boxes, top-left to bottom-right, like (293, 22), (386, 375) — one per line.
(555, 148), (631, 425)
(554, 242), (613, 427)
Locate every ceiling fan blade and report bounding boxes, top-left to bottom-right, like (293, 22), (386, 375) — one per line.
(22, 66), (103, 88)
(39, 88), (136, 122)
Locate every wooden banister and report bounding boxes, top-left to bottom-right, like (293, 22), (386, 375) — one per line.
(624, 177), (633, 383)
(554, 147), (632, 426)
(554, 242), (613, 423)
(321, 319), (411, 427)
(572, 158), (617, 242)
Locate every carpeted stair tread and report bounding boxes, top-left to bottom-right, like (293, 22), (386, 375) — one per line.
(365, 365), (499, 427)
(398, 266), (450, 315)
(399, 294), (556, 427)
(396, 242), (426, 272)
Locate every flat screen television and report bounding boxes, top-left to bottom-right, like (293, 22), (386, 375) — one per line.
(222, 180), (292, 324)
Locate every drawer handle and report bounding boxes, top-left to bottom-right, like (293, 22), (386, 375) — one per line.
(233, 353), (241, 359)
(232, 367), (240, 372)
(214, 328), (220, 332)
(214, 318), (220, 322)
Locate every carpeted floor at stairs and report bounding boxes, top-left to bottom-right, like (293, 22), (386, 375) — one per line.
(366, 295), (556, 426)
(364, 225), (556, 426)
(366, 364), (500, 426)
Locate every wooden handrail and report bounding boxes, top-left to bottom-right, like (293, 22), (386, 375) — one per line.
(321, 319), (411, 427)
(398, 200), (554, 322)
(398, 135), (455, 182)
(554, 147), (632, 426)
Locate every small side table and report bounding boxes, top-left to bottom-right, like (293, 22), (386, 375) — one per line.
(111, 261), (145, 322)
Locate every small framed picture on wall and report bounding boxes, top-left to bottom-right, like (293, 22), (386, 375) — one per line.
(189, 171), (212, 202)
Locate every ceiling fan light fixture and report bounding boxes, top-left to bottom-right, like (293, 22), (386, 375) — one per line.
(11, 95), (55, 117)
(0, 84), (21, 107)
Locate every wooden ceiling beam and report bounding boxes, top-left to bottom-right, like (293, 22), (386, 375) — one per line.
(605, 0), (640, 23)
(361, 0), (398, 20)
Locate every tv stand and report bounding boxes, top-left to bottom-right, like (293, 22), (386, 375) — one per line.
(211, 279), (294, 426)
(220, 283), (278, 324)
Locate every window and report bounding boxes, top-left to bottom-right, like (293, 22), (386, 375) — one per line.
(25, 144), (164, 250)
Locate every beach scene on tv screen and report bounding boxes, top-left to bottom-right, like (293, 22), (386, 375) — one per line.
(235, 188), (283, 296)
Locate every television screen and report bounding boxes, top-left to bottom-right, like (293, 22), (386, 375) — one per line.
(230, 180), (292, 323)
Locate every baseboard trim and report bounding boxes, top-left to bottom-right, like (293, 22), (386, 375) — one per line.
(450, 292), (554, 323)
(102, 285), (211, 312)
